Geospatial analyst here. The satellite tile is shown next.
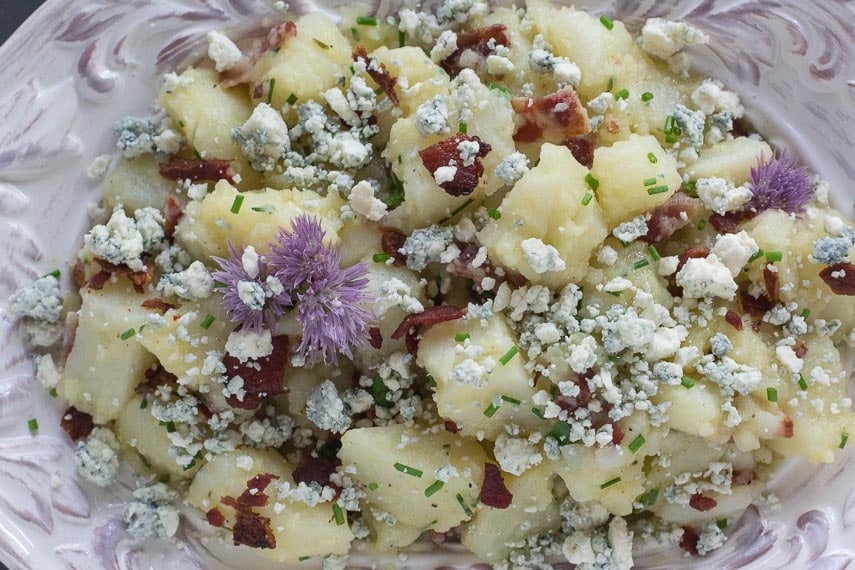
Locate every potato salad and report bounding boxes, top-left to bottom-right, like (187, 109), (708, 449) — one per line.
(7, 0), (855, 568)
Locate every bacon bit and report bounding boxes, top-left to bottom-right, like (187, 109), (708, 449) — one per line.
(221, 473), (280, 549)
(164, 195), (183, 240)
(261, 20), (297, 53)
(725, 309), (744, 331)
(740, 290), (774, 318)
(72, 261), (87, 288)
(405, 329), (420, 356)
(60, 406), (94, 441)
(87, 271), (112, 291)
(643, 194), (703, 243)
(708, 210), (758, 234)
(368, 327), (383, 349)
(679, 526), (700, 555)
(135, 365), (178, 395)
(392, 305), (467, 340)
(689, 493), (718, 512)
(220, 21), (297, 88)
(93, 258), (154, 294)
(480, 463), (513, 509)
(611, 423), (624, 446)
(511, 89), (589, 144)
(159, 157), (235, 184)
(819, 262), (855, 295)
(237, 473), (279, 507)
(782, 415), (794, 438)
(792, 339), (808, 359)
(206, 508), (226, 527)
(419, 134), (492, 197)
(223, 335), (290, 409)
(381, 229), (407, 266)
(292, 453), (340, 487)
(438, 24), (509, 77)
(63, 312), (79, 359)
(563, 134), (595, 169)
(732, 470), (755, 486)
(763, 266), (780, 303)
(141, 298), (175, 313)
(353, 45), (399, 106)
(444, 420), (461, 434)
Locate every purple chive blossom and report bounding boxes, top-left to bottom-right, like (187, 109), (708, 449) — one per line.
(212, 242), (291, 333)
(268, 214), (372, 365)
(745, 150), (813, 215)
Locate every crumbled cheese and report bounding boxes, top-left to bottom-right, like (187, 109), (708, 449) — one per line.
(157, 260), (214, 300)
(695, 520), (728, 555)
(587, 92), (615, 115)
(696, 177), (752, 215)
(691, 78), (744, 118)
(73, 427), (120, 487)
(84, 206), (145, 271)
(811, 236), (853, 264)
(34, 353), (61, 389)
(86, 155), (112, 181)
(522, 238), (566, 274)
(486, 54), (515, 75)
(640, 18), (709, 60)
(134, 207), (166, 252)
(696, 355), (762, 395)
(430, 30), (458, 63)
(124, 483), (179, 539)
(7, 275), (62, 323)
(676, 255), (737, 299)
(775, 345), (803, 374)
(612, 215), (648, 243)
(672, 104), (706, 148)
(415, 96), (451, 136)
(400, 226), (456, 271)
(710, 230), (759, 276)
(494, 152), (530, 186)
(348, 180), (388, 222)
(374, 278), (424, 316)
(207, 31), (243, 72)
(493, 433), (543, 476)
(306, 380), (351, 433)
(434, 165), (458, 185)
(597, 245), (618, 266)
(232, 103), (290, 171)
(225, 328), (274, 362)
(658, 255), (679, 276)
(450, 358), (488, 387)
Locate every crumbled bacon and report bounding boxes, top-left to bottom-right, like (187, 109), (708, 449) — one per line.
(292, 452), (340, 487)
(554, 370), (621, 445)
(480, 463), (513, 509)
(689, 493), (718, 512)
(643, 194), (703, 243)
(381, 229), (407, 266)
(261, 21), (297, 53)
(141, 298), (175, 313)
(511, 89), (589, 144)
(740, 290), (774, 318)
(819, 262), (855, 295)
(708, 210), (757, 234)
(419, 134), (492, 197)
(679, 526), (700, 555)
(237, 473), (279, 507)
(353, 45), (399, 106)
(368, 327), (383, 350)
(782, 415), (794, 438)
(763, 266), (780, 303)
(163, 195), (183, 240)
(391, 305), (467, 340)
(792, 339), (808, 359)
(60, 406), (94, 441)
(91, 258), (154, 294)
(732, 469), (755, 486)
(220, 21), (297, 88)
(86, 271), (112, 291)
(438, 24), (509, 77)
(206, 508), (226, 527)
(159, 157), (235, 184)
(72, 260), (87, 288)
(725, 309), (744, 331)
(223, 335), (290, 409)
(444, 420), (461, 434)
(405, 329), (421, 356)
(563, 134), (595, 169)
(220, 473), (280, 549)
(135, 365), (178, 395)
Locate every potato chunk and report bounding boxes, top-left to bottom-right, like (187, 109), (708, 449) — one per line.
(684, 137), (772, 184)
(103, 155), (175, 213)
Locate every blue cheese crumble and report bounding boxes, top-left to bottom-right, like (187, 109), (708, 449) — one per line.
(124, 483), (180, 539)
(73, 427), (120, 487)
(7, 274), (62, 323)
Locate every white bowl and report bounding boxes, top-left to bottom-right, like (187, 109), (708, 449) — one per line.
(0, 0), (852, 568)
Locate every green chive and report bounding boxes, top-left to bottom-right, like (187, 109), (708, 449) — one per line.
(840, 432), (849, 449)
(356, 16), (377, 25)
(394, 462), (423, 477)
(350, 27), (360, 41)
(455, 333), (470, 342)
(749, 249), (765, 262)
(767, 387), (778, 402)
(299, 556), (311, 561)
(313, 38), (331, 49)
(120, 328), (136, 341)
(797, 374), (808, 391)
(266, 78), (276, 105)
(647, 152), (658, 164)
(683, 180), (697, 195)
(697, 219), (707, 231)
(800, 308), (811, 318)
(648, 245), (661, 261)
(636, 488), (659, 509)
(547, 421), (572, 445)
(488, 208), (502, 220)
(484, 402), (501, 417)
(643, 177), (657, 186)
(368, 482), (379, 491)
(531, 407), (545, 419)
(251, 204), (275, 213)
(606, 76), (615, 92)
(44, 269), (61, 279)
(230, 194), (245, 214)
(716, 518), (728, 529)
(140, 398), (148, 410)
(599, 15), (614, 30)
(373, 253), (391, 263)
(27, 418), (38, 433)
(425, 480), (445, 497)
(200, 314), (215, 329)
(614, 88), (629, 100)
(49, 388), (58, 398)
(456, 493), (473, 516)
(286, 93), (298, 105)
(647, 185), (669, 195)
(458, 121), (468, 134)
(665, 133), (678, 144)
(398, 30), (406, 47)
(584, 173), (600, 190)
(641, 92), (654, 102)
(664, 115), (677, 134)
(487, 82), (511, 98)
(160, 420), (176, 433)
(499, 345), (519, 365)
(581, 192), (593, 206)
(178, 119), (186, 128)
(681, 376), (695, 389)
(765, 250), (783, 262)
(628, 434), (646, 453)
(633, 258), (650, 270)
(332, 503), (346, 525)
(501, 395), (522, 405)
(600, 476), (621, 489)
(371, 376), (394, 408)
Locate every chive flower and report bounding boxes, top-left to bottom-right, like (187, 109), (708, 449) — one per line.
(745, 151), (813, 215)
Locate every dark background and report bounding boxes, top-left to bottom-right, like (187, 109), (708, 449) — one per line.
(1, 0), (47, 45)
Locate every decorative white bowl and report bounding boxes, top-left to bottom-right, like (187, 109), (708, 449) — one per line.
(0, 0), (852, 568)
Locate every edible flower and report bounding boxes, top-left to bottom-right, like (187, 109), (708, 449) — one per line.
(745, 150), (813, 215)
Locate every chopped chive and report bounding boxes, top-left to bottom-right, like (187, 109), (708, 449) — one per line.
(584, 173), (600, 190)
(628, 434), (646, 453)
(458, 121), (468, 134)
(606, 76), (615, 92)
(767, 387), (778, 402)
(499, 345), (519, 365)
(398, 30), (406, 47)
(648, 245), (661, 261)
(157, 473), (170, 484)
(425, 480), (445, 497)
(749, 249), (765, 262)
(800, 308), (811, 318)
(697, 219), (706, 231)
(251, 204), (275, 213)
(230, 194), (245, 214)
(373, 253), (391, 263)
(484, 402), (501, 417)
(140, 398), (148, 410)
(371, 375), (394, 408)
(266, 78), (276, 105)
(600, 476), (621, 489)
(647, 185), (669, 195)
(456, 493), (473, 516)
(840, 432), (849, 449)
(614, 88), (629, 100)
(681, 376), (695, 389)
(49, 387), (58, 398)
(607, 290), (622, 297)
(139, 454), (152, 469)
(313, 38), (331, 49)
(765, 250), (783, 262)
(487, 82), (511, 98)
(200, 314), (215, 329)
(797, 374), (808, 391)
(488, 208), (502, 220)
(643, 177), (657, 186)
(633, 258), (650, 270)
(641, 91), (654, 102)
(450, 198), (474, 217)
(394, 462), (423, 477)
(356, 15), (377, 25)
(27, 418), (38, 433)
(501, 395), (522, 405)
(373, 86), (384, 96)
(350, 27), (360, 41)
(160, 420), (176, 433)
(665, 133), (679, 144)
(299, 556), (311, 562)
(332, 503), (346, 525)
(716, 518), (728, 530)
(44, 269), (61, 279)
(368, 482), (379, 491)
(286, 93), (298, 105)
(647, 152), (658, 164)
(581, 192), (593, 206)
(120, 328), (136, 341)
(531, 407), (545, 419)
(664, 115), (677, 134)
(178, 119), (186, 128)
(636, 487), (659, 509)
(455, 333), (470, 342)
(599, 15), (614, 30)
(683, 180), (697, 195)
(547, 421), (572, 445)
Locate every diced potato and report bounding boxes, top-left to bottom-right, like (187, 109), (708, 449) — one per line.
(479, 144), (608, 288)
(554, 444), (645, 516)
(367, 520), (423, 552)
(418, 314), (548, 440)
(583, 241), (673, 310)
(657, 382), (727, 441)
(253, 12), (353, 109)
(654, 481), (762, 526)
(60, 283), (156, 423)
(461, 462), (560, 562)
(338, 216), (383, 268)
(158, 68), (253, 160)
(103, 155), (175, 213)
(590, 134), (682, 227)
(370, 46), (451, 116)
(175, 180), (344, 259)
(684, 137), (772, 184)
(339, 8), (399, 53)
(339, 424), (487, 531)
